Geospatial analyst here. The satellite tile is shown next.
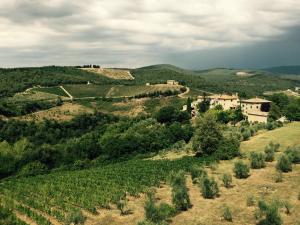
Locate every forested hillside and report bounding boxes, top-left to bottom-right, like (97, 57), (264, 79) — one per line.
(0, 66), (117, 98)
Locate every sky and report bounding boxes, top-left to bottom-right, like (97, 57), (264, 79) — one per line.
(0, 0), (300, 69)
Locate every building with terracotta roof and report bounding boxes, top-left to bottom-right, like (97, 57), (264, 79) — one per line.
(196, 93), (239, 110)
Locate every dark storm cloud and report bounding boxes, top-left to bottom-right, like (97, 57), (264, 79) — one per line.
(0, 0), (299, 68)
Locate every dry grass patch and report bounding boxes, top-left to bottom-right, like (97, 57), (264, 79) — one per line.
(81, 68), (134, 80)
(15, 102), (93, 121)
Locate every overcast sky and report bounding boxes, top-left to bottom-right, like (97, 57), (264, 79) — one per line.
(0, 0), (300, 69)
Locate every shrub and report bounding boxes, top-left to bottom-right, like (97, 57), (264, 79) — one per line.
(242, 129), (251, 141)
(276, 155), (292, 172)
(257, 200), (282, 225)
(169, 171), (191, 211)
(246, 195), (255, 207)
(284, 146), (300, 164)
(215, 134), (240, 160)
(201, 177), (219, 199)
(222, 173), (232, 188)
(190, 165), (207, 184)
(250, 152), (266, 169)
(233, 161), (250, 179)
(222, 205), (233, 222)
(264, 144), (275, 162)
(19, 161), (47, 176)
(274, 171), (283, 183)
(65, 208), (86, 225)
(144, 194), (174, 224)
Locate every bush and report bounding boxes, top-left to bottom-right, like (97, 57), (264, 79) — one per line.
(257, 200), (282, 225)
(241, 129), (251, 141)
(274, 171), (283, 183)
(201, 177), (219, 199)
(215, 135), (240, 160)
(233, 161), (250, 179)
(276, 155), (292, 172)
(222, 205), (233, 222)
(222, 173), (232, 188)
(144, 193), (174, 224)
(284, 146), (300, 164)
(246, 195), (255, 207)
(250, 152), (266, 169)
(264, 144), (275, 162)
(190, 165), (207, 184)
(19, 161), (47, 176)
(65, 208), (85, 225)
(169, 171), (191, 211)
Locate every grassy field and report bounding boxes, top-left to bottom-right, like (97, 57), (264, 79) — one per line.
(32, 86), (69, 97)
(241, 122), (300, 153)
(63, 84), (113, 98)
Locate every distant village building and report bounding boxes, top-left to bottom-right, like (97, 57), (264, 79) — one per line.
(188, 94), (272, 123)
(296, 87), (300, 92)
(146, 83), (151, 86)
(167, 80), (179, 85)
(240, 98), (271, 123)
(194, 93), (239, 111)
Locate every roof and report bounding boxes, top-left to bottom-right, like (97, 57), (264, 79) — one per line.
(241, 97), (271, 104)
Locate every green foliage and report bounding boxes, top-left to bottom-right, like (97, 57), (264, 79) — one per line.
(0, 66), (115, 98)
(276, 155), (292, 172)
(285, 98), (300, 121)
(264, 142), (279, 162)
(200, 177), (219, 199)
(222, 173), (232, 188)
(19, 161), (48, 176)
(144, 193), (175, 224)
(193, 111), (223, 155)
(250, 152), (266, 169)
(284, 146), (300, 164)
(241, 129), (251, 141)
(233, 161), (250, 179)
(65, 208), (85, 225)
(190, 165), (207, 184)
(169, 171), (192, 211)
(155, 106), (190, 124)
(222, 205), (233, 222)
(186, 97), (192, 114)
(0, 205), (27, 225)
(256, 200), (282, 225)
(215, 134), (240, 160)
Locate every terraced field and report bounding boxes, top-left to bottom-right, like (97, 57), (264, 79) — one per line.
(0, 157), (210, 225)
(32, 87), (69, 97)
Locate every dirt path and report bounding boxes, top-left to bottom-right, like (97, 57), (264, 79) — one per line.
(178, 86), (190, 98)
(14, 211), (38, 225)
(60, 86), (73, 100)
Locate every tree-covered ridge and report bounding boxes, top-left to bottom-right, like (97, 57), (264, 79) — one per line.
(0, 66), (118, 98)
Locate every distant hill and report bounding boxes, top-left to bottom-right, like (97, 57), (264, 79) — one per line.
(263, 65), (300, 75)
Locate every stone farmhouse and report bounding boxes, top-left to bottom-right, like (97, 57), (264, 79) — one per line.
(189, 94), (271, 123)
(240, 98), (271, 123)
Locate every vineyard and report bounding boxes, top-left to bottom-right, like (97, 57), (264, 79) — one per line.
(0, 157), (211, 225)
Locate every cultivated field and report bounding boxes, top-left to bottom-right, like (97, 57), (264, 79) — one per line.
(80, 68), (134, 80)
(62, 84), (113, 98)
(1, 123), (299, 225)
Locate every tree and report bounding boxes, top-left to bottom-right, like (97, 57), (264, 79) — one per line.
(198, 93), (210, 113)
(285, 99), (300, 121)
(192, 112), (223, 155)
(231, 106), (244, 125)
(186, 97), (192, 114)
(268, 104), (281, 121)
